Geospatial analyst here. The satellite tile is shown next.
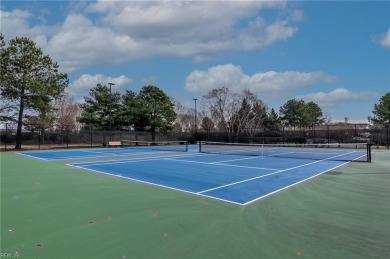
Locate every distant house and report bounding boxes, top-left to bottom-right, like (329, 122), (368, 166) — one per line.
(314, 122), (371, 131)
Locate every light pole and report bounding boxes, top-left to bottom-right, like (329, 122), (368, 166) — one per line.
(193, 98), (197, 142)
(386, 120), (389, 150)
(108, 82), (115, 133)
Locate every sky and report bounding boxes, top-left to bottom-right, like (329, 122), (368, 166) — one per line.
(1, 0), (389, 123)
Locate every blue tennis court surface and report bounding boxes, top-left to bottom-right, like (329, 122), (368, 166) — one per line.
(68, 153), (350, 205)
(18, 146), (195, 160)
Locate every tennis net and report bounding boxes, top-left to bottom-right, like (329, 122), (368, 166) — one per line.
(199, 141), (372, 162)
(121, 140), (188, 152)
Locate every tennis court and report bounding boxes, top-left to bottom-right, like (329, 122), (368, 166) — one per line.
(18, 140), (189, 161)
(20, 141), (371, 205)
(2, 142), (389, 259)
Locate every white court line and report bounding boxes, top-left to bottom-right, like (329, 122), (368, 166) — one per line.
(68, 163), (243, 206)
(22, 149), (189, 161)
(242, 161), (350, 206)
(17, 150), (154, 161)
(17, 152), (50, 161)
(17, 151), (132, 161)
(78, 149), (167, 154)
(210, 156), (268, 164)
(68, 153), (208, 166)
(78, 150), (111, 154)
(197, 150), (359, 194)
(163, 158), (278, 171)
(16, 151), (112, 161)
(50, 151), (171, 160)
(24, 152), (147, 161)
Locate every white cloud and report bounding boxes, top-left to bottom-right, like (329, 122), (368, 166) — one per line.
(46, 13), (140, 72)
(1, 1), (300, 72)
(68, 74), (133, 100)
(378, 28), (390, 48)
(285, 9), (305, 22)
(0, 9), (53, 47)
(185, 64), (244, 93)
(297, 88), (379, 108)
(185, 64), (337, 98)
(236, 17), (298, 50)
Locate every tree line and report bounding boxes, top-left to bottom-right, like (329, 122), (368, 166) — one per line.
(173, 87), (325, 142)
(1, 34), (389, 149)
(79, 84), (176, 142)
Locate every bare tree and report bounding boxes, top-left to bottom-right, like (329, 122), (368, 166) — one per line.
(173, 99), (206, 134)
(233, 89), (267, 137)
(173, 99), (193, 132)
(56, 94), (81, 132)
(203, 87), (241, 141)
(203, 87), (269, 142)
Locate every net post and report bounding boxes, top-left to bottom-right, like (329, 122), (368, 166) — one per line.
(199, 141), (202, 153)
(367, 143), (372, 163)
(5, 123), (8, 151)
(185, 141), (188, 152)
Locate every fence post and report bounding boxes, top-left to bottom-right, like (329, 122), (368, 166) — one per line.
(90, 125), (93, 148)
(66, 126), (69, 149)
(387, 125), (389, 150)
(5, 123), (8, 151)
(38, 130), (41, 150)
(327, 125), (330, 144)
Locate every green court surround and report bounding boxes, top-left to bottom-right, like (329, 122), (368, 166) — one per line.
(1, 151), (389, 258)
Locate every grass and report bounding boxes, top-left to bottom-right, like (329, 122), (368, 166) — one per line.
(1, 150), (389, 258)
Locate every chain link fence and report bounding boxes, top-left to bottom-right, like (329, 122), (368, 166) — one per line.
(203, 124), (388, 149)
(1, 123), (388, 151)
(0, 124), (193, 151)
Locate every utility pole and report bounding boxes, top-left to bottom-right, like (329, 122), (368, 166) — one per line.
(108, 82), (115, 140)
(193, 98), (197, 142)
(108, 83), (115, 130)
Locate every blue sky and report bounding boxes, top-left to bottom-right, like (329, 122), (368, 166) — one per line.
(1, 0), (389, 122)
